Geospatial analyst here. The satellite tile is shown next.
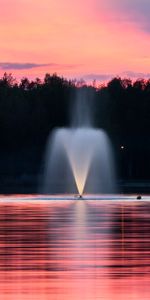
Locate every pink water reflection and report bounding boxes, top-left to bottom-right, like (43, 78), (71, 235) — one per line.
(0, 199), (150, 299)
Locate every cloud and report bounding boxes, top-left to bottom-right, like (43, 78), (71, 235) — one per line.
(97, 0), (150, 33)
(0, 62), (81, 71)
(83, 71), (150, 82)
(83, 73), (113, 81)
(122, 71), (150, 78)
(0, 62), (55, 70)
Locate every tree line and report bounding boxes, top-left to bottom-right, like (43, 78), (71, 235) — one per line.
(1, 73), (150, 146)
(1, 72), (150, 186)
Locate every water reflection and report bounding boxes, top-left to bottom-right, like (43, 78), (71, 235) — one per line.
(0, 199), (150, 299)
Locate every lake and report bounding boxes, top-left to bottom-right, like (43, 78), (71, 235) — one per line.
(0, 196), (150, 299)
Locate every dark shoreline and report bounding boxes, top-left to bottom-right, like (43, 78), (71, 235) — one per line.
(0, 179), (150, 194)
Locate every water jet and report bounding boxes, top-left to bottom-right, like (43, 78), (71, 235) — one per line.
(42, 89), (117, 195)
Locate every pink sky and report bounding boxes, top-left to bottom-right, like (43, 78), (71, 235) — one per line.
(0, 0), (150, 82)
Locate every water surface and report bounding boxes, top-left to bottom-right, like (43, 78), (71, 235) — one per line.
(0, 197), (150, 299)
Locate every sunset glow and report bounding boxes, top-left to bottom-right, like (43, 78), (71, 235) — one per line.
(1, 0), (150, 82)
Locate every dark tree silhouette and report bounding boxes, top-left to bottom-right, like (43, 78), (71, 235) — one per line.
(0, 73), (150, 193)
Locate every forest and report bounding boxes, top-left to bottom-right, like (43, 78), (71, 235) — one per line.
(0, 72), (150, 193)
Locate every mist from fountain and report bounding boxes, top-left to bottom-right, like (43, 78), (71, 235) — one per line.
(43, 89), (117, 195)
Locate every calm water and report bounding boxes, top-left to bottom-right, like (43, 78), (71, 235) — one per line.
(0, 196), (150, 299)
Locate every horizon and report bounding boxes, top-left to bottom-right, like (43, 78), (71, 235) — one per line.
(1, 72), (150, 87)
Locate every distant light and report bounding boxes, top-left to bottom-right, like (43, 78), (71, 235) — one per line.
(120, 145), (125, 150)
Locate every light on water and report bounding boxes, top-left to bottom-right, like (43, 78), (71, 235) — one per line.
(0, 198), (150, 300)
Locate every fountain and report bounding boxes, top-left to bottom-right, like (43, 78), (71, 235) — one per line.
(42, 89), (117, 196)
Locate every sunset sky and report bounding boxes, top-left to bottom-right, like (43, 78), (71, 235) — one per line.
(1, 0), (150, 82)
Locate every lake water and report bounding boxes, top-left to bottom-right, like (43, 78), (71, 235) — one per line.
(0, 196), (150, 299)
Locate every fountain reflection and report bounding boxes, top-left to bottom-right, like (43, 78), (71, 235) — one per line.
(0, 199), (150, 299)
